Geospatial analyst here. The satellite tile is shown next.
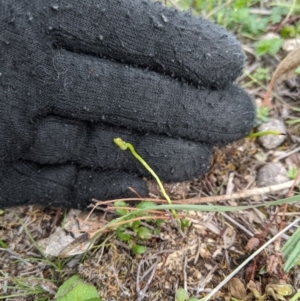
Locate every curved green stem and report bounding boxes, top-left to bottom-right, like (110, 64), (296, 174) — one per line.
(247, 130), (282, 138)
(114, 138), (178, 219)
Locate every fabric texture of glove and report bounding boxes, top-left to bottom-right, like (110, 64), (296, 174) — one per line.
(0, 0), (255, 208)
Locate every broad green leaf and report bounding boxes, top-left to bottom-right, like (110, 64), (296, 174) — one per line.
(155, 219), (164, 226)
(131, 244), (147, 255)
(116, 228), (131, 241)
(0, 240), (8, 248)
(282, 227), (300, 272)
(136, 201), (157, 209)
(114, 201), (128, 216)
(255, 38), (283, 56)
(181, 219), (190, 230)
(175, 288), (189, 301)
(137, 227), (152, 239)
(55, 275), (100, 301)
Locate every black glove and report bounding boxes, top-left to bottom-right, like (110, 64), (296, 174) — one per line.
(0, 0), (255, 208)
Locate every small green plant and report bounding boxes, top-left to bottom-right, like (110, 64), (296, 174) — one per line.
(287, 165), (298, 180)
(227, 8), (269, 37)
(255, 38), (284, 56)
(175, 288), (199, 301)
(114, 137), (190, 227)
(112, 137), (192, 253)
(113, 138), (175, 209)
(255, 106), (270, 126)
(169, 0), (293, 38)
(55, 275), (102, 301)
(280, 25), (297, 38)
(252, 67), (271, 82)
(113, 200), (161, 255)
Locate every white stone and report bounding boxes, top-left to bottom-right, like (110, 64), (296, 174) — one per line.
(282, 38), (300, 53)
(258, 119), (286, 149)
(257, 162), (289, 187)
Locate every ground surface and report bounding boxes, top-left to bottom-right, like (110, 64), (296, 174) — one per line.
(1, 1), (300, 300)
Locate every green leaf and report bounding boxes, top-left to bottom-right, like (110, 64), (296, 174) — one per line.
(155, 219), (164, 226)
(175, 288), (189, 301)
(116, 228), (131, 241)
(131, 244), (147, 255)
(114, 201), (128, 216)
(132, 220), (141, 231)
(188, 298), (199, 301)
(137, 226), (152, 240)
(255, 38), (283, 56)
(84, 299), (103, 301)
(136, 201), (157, 217)
(270, 7), (289, 24)
(55, 275), (100, 301)
(292, 107), (300, 112)
(295, 66), (300, 75)
(153, 227), (161, 235)
(286, 118), (300, 125)
(0, 240), (8, 248)
(282, 227), (300, 272)
(280, 26), (296, 38)
(0, 239), (8, 249)
(181, 219), (190, 230)
(0, 209), (5, 215)
(255, 106), (270, 125)
(287, 165), (298, 180)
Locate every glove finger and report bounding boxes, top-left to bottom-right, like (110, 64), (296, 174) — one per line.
(40, 51), (255, 145)
(44, 0), (244, 88)
(0, 162), (148, 208)
(22, 116), (212, 182)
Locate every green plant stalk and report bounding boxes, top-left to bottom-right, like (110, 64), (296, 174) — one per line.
(289, 290), (300, 301)
(286, 119), (300, 125)
(114, 137), (178, 219)
(89, 194), (300, 244)
(247, 130), (282, 138)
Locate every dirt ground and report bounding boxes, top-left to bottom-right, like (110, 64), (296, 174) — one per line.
(1, 3), (300, 301)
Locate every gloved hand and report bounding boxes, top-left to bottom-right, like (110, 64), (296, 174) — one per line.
(0, 0), (255, 208)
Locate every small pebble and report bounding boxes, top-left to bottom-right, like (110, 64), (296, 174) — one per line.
(257, 162), (289, 187)
(282, 38), (300, 52)
(258, 118), (286, 149)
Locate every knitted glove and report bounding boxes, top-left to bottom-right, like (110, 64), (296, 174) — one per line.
(0, 0), (255, 207)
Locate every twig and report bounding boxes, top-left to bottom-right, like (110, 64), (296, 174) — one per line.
(274, 145), (300, 162)
(183, 254), (188, 291)
(196, 265), (218, 294)
(221, 212), (254, 237)
(110, 264), (130, 297)
(183, 179), (300, 204)
(136, 257), (159, 301)
(92, 178), (300, 207)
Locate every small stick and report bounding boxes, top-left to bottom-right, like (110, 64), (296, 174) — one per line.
(183, 179), (300, 204)
(92, 178), (300, 207)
